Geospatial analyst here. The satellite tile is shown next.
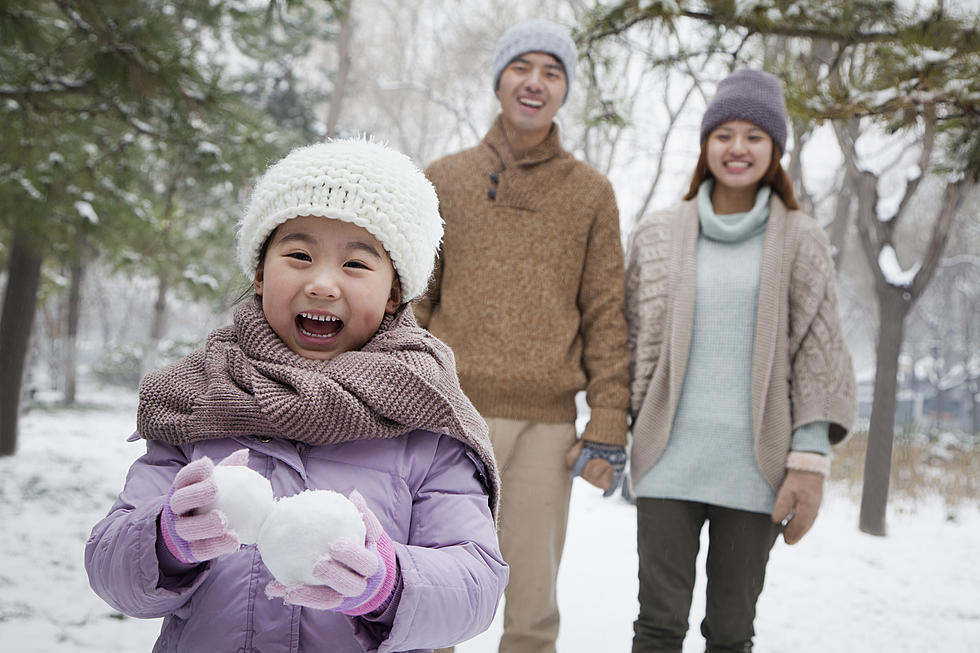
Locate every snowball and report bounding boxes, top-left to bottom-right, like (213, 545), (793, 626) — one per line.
(202, 465), (275, 545)
(257, 490), (367, 587)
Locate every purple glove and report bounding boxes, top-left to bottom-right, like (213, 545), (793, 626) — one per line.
(159, 449), (248, 564)
(265, 490), (398, 616)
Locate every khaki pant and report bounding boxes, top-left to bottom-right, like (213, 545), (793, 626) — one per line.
(438, 417), (577, 653)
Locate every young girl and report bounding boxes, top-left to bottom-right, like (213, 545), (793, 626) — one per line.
(86, 140), (507, 653)
(626, 69), (856, 652)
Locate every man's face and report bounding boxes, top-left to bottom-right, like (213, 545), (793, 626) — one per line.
(495, 51), (566, 139)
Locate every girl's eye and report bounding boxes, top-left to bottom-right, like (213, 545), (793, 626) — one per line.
(344, 260), (369, 270)
(287, 252), (312, 262)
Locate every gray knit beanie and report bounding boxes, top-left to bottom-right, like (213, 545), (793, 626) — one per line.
(700, 69), (788, 153)
(492, 20), (576, 100)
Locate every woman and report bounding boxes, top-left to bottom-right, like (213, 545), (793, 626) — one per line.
(626, 69), (856, 652)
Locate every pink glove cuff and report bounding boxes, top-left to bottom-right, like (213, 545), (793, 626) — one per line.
(341, 530), (398, 617)
(161, 488), (199, 565)
(786, 451), (831, 478)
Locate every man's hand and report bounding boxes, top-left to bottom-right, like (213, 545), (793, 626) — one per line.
(567, 439), (626, 498)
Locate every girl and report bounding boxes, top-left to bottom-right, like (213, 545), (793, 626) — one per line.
(86, 139), (507, 653)
(626, 69), (856, 652)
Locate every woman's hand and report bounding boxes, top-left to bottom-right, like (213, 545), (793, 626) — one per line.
(771, 469), (824, 545)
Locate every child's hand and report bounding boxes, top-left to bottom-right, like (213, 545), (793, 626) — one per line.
(265, 490), (398, 616)
(159, 450), (249, 564)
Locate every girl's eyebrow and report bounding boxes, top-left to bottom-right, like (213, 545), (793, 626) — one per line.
(347, 241), (383, 259)
(275, 232), (382, 259)
(275, 232), (315, 246)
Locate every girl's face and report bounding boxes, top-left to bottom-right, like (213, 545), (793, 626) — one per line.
(705, 120), (773, 192)
(253, 215), (400, 361)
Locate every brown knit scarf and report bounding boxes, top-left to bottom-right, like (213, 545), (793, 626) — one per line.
(138, 297), (499, 516)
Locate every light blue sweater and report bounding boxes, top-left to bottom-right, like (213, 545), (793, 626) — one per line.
(634, 182), (828, 513)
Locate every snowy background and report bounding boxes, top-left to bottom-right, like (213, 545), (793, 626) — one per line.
(0, 385), (977, 652)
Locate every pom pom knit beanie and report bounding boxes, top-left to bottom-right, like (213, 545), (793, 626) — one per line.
(492, 19), (576, 100)
(700, 69), (788, 153)
(237, 139), (442, 302)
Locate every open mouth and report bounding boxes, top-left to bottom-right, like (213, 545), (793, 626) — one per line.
(519, 97), (544, 109)
(725, 161), (750, 169)
(296, 312), (343, 339)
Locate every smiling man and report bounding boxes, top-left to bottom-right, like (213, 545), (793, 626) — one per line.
(415, 19), (630, 653)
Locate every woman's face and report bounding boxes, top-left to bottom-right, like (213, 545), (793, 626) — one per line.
(705, 120), (773, 192)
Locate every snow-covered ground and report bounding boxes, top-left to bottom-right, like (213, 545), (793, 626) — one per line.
(1, 387), (977, 652)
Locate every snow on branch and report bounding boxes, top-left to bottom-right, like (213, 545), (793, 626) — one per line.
(878, 244), (920, 287)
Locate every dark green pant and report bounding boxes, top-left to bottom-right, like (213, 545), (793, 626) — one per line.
(632, 498), (780, 653)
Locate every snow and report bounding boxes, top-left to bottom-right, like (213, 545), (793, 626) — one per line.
(74, 200), (99, 224)
(0, 387), (977, 652)
(878, 243), (920, 287)
(257, 490), (366, 586)
(205, 464), (274, 545)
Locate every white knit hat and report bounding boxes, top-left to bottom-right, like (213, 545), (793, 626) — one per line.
(237, 139), (442, 302)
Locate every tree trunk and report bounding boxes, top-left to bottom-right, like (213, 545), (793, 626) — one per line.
(0, 233), (44, 456)
(859, 286), (909, 535)
(142, 274), (169, 379)
(63, 245), (85, 405)
(324, 1), (353, 138)
(972, 381), (979, 436)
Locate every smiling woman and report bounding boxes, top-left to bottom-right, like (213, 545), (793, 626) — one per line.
(625, 68), (856, 652)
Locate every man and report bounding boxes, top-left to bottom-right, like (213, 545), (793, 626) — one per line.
(415, 19), (630, 653)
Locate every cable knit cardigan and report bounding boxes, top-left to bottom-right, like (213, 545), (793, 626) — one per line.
(626, 194), (856, 491)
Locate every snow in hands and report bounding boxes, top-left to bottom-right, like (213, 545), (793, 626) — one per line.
(204, 453), (368, 587)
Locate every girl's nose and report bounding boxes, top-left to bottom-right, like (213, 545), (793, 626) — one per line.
(306, 269), (340, 299)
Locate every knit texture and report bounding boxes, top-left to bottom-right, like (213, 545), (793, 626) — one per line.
(634, 187), (772, 511)
(237, 139), (442, 301)
(700, 69), (788, 152)
(492, 19), (576, 98)
(415, 117), (630, 446)
(137, 297), (499, 517)
(626, 193), (855, 492)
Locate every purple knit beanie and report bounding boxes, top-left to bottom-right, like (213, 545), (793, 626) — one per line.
(700, 69), (788, 152)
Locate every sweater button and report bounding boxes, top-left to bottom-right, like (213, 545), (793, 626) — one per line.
(488, 188), (496, 200)
(489, 172), (499, 184)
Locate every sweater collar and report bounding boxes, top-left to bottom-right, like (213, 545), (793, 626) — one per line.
(697, 180), (771, 243)
(484, 114), (565, 169)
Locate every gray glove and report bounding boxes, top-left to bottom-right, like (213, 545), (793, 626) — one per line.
(567, 440), (627, 498)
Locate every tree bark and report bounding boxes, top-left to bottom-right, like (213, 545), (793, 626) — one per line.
(859, 286), (909, 535)
(142, 274), (169, 379)
(324, 1), (353, 138)
(63, 244), (85, 405)
(0, 233), (44, 456)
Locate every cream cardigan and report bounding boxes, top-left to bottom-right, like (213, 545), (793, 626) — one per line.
(626, 194), (856, 491)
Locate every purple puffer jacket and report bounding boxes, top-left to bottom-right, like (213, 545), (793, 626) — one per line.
(85, 430), (507, 653)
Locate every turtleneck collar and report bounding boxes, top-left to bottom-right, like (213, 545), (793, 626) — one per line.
(697, 180), (771, 243)
(484, 114), (565, 169)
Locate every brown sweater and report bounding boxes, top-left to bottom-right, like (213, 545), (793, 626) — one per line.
(626, 195), (857, 489)
(414, 117), (630, 446)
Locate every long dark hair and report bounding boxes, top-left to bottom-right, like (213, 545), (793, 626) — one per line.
(682, 142), (800, 210)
